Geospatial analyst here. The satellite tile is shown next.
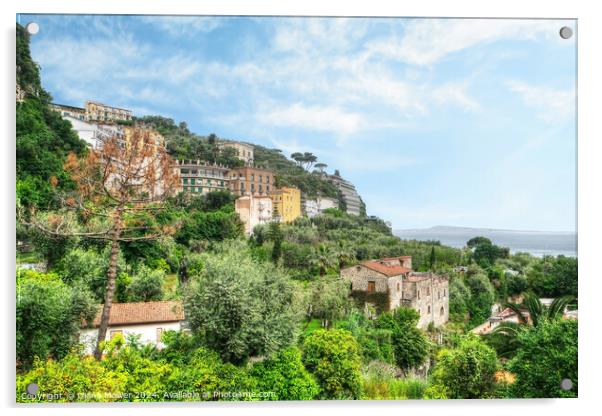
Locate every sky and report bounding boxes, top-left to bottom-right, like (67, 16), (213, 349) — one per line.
(18, 15), (577, 232)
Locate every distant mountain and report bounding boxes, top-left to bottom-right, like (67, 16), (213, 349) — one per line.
(397, 225), (575, 235)
(394, 225), (577, 257)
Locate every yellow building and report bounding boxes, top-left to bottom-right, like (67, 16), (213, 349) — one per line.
(270, 187), (301, 223)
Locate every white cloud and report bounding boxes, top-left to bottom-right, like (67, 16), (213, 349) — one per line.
(367, 19), (574, 66)
(258, 103), (363, 136)
(506, 80), (574, 122)
(138, 16), (223, 36)
(431, 83), (481, 112)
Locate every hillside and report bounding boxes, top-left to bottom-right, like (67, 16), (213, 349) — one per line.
(137, 115), (342, 202)
(16, 24), (88, 209)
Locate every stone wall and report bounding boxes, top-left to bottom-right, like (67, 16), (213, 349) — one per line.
(341, 265), (449, 329)
(341, 265), (403, 311)
(405, 275), (449, 329)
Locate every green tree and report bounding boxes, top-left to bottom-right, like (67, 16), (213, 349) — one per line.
(449, 277), (471, 322)
(56, 246), (126, 301)
(16, 270), (97, 369)
(16, 352), (127, 402)
(467, 236), (509, 268)
(466, 272), (495, 326)
(250, 347), (320, 400)
(307, 276), (351, 328)
(508, 318), (577, 398)
(302, 329), (362, 399)
(267, 221), (283, 263)
(487, 293), (575, 358)
(184, 242), (298, 363)
(431, 335), (498, 399)
(375, 308), (430, 374)
(127, 266), (165, 302)
(429, 245), (436, 269)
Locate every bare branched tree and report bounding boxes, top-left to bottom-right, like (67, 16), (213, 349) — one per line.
(20, 128), (180, 359)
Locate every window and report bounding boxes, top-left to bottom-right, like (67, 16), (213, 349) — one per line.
(259, 185), (263, 193)
(183, 178), (188, 185)
(418, 290), (421, 300)
(356, 266), (361, 271)
(428, 305), (431, 314)
(181, 169), (189, 174)
(427, 287), (431, 296)
(367, 281), (376, 293)
(267, 176), (270, 183)
(251, 174), (255, 181)
(397, 282), (401, 292)
(251, 183), (255, 193)
(190, 178), (195, 185)
(157, 328), (163, 343)
(110, 330), (122, 339)
(259, 175), (263, 183)
(440, 307), (445, 316)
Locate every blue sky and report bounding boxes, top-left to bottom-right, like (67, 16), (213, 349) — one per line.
(18, 15), (576, 232)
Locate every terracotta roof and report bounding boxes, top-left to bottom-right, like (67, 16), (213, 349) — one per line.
(86, 301), (185, 327)
(381, 256), (412, 260)
(362, 261), (411, 277)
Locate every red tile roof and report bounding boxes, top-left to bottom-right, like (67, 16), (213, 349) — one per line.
(362, 261), (411, 277)
(87, 301), (185, 327)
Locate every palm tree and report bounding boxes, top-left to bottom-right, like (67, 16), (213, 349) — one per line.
(334, 242), (357, 270)
(486, 292), (575, 358)
(314, 244), (337, 276)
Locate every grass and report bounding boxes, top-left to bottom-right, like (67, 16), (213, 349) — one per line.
(16, 251), (42, 264)
(163, 273), (178, 297)
(362, 375), (428, 400)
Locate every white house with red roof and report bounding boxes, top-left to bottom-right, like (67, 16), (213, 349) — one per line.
(79, 300), (185, 353)
(341, 256), (449, 328)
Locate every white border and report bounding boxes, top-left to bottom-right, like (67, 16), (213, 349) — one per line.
(2, 1), (601, 415)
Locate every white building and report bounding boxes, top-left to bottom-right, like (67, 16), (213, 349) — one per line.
(235, 194), (274, 235)
(317, 197), (338, 212)
(62, 115), (123, 149)
(80, 301), (185, 353)
(328, 173), (362, 216)
(303, 199), (319, 218)
(304, 197), (339, 218)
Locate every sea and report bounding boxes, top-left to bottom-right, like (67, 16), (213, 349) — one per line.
(394, 226), (577, 258)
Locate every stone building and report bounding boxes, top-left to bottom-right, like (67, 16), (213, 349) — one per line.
(271, 187), (301, 223)
(341, 256), (449, 329)
(219, 141), (254, 165)
(228, 166), (274, 197)
(235, 194), (273, 235)
(173, 160), (230, 195)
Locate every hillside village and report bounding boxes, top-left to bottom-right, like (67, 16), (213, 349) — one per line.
(15, 22), (578, 401)
(51, 100), (364, 235)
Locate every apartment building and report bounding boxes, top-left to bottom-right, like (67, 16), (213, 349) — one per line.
(271, 186), (301, 223)
(228, 166), (274, 197)
(173, 160), (230, 195)
(328, 173), (362, 216)
(85, 100), (133, 123)
(235, 194), (273, 235)
(50, 103), (87, 120)
(219, 141), (254, 165)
